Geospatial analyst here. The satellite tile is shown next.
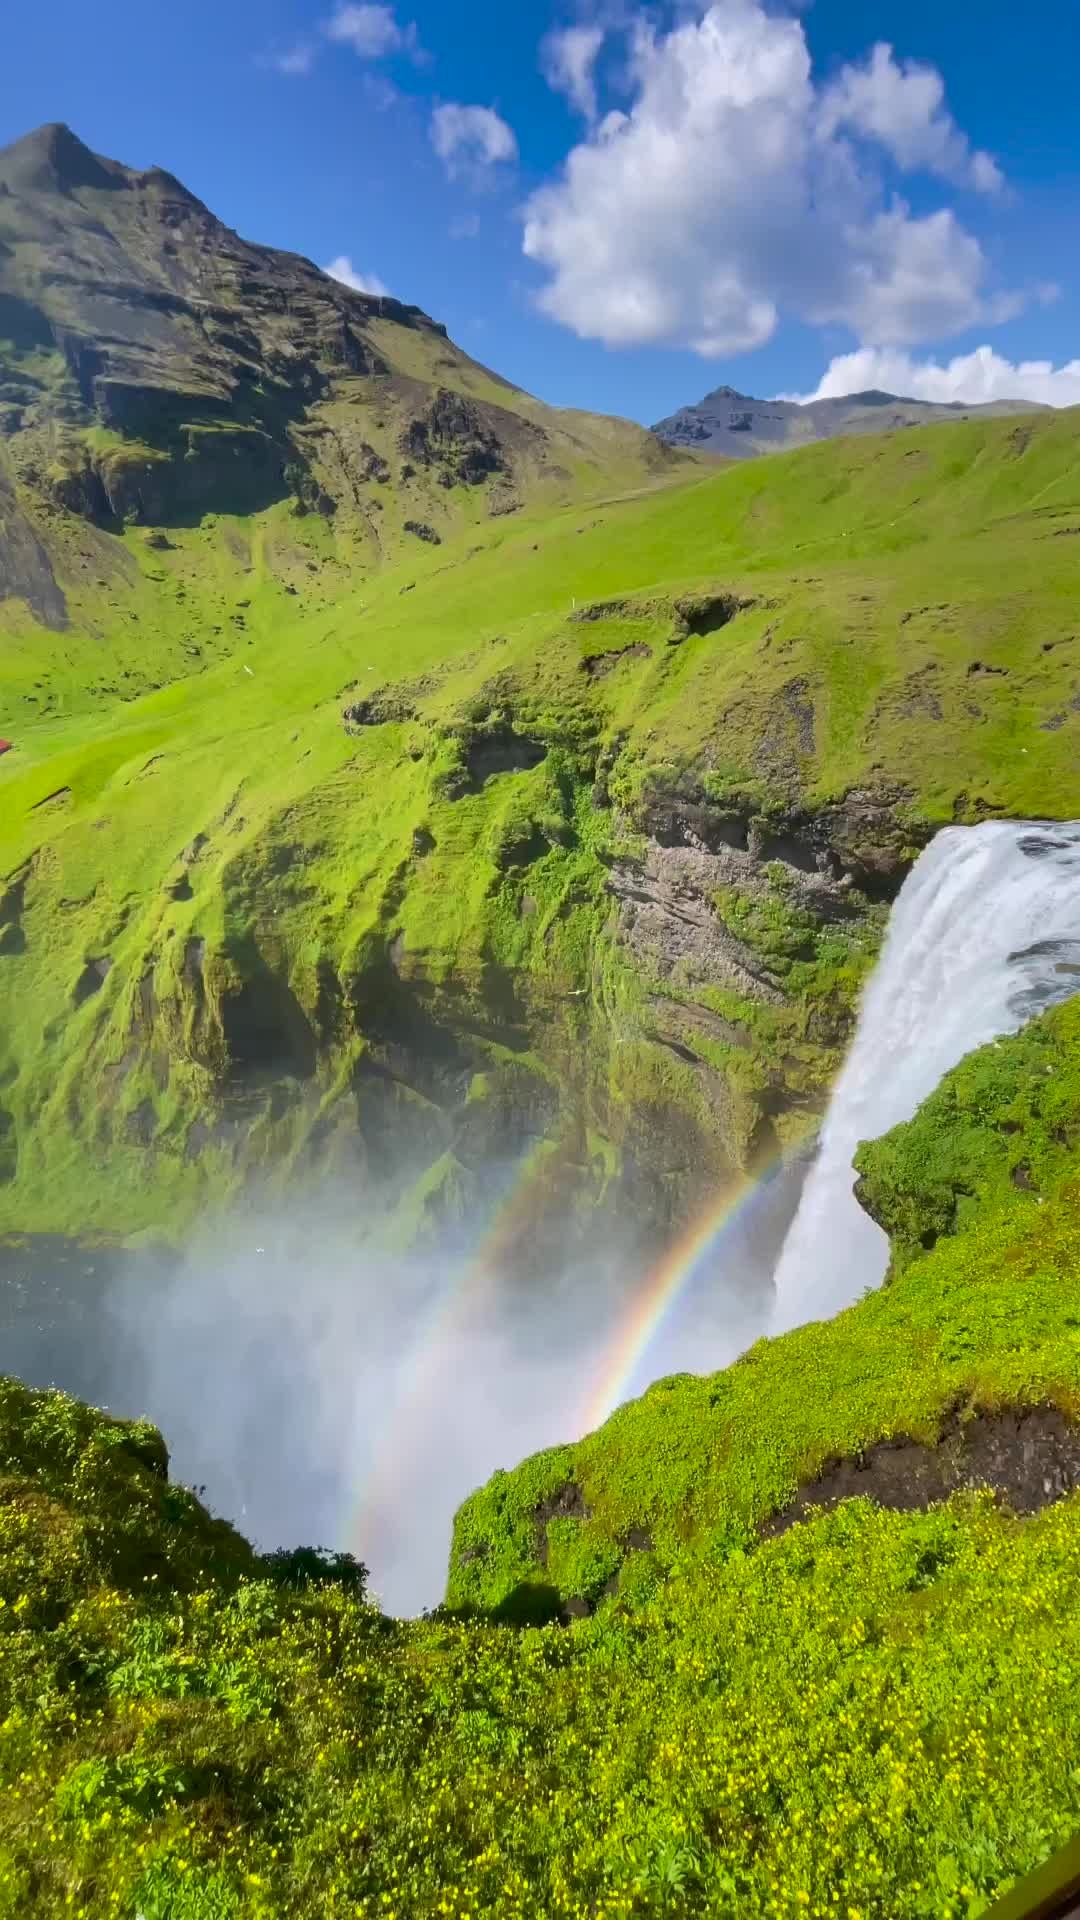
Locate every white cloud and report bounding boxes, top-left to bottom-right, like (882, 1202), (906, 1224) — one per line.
(818, 42), (1002, 193)
(791, 343), (1080, 409)
(264, 41), (317, 76)
(811, 203), (1022, 345)
(522, 0), (1018, 357)
(430, 104), (518, 182)
(358, 72), (401, 111)
(542, 25), (606, 122)
(323, 4), (418, 59)
(266, 4), (420, 76)
(323, 254), (390, 297)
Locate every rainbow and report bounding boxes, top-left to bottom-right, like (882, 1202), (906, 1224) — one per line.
(345, 1145), (562, 1562)
(347, 1141), (796, 1583)
(579, 1154), (790, 1433)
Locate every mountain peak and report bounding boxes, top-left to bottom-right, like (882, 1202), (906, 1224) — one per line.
(0, 122), (124, 196)
(0, 122), (675, 548)
(652, 378), (1045, 460)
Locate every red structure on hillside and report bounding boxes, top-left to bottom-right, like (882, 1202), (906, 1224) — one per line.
(0, 740), (12, 757)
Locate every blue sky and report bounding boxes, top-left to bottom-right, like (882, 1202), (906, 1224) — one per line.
(3, 0), (1079, 423)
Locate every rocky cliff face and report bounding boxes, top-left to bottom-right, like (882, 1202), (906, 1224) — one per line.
(0, 605), (898, 1259)
(0, 124), (418, 525)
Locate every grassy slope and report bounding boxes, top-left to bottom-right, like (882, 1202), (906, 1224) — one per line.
(2, 407), (1080, 1238)
(3, 1007), (1080, 1914)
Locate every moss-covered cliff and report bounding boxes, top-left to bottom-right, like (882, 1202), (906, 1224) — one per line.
(3, 127), (1080, 1249)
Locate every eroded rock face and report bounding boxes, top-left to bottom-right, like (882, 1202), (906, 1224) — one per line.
(608, 783), (890, 1003)
(42, 771), (905, 1260)
(399, 389), (510, 488)
(72, 955), (113, 1006)
(462, 726), (547, 789)
(763, 1405), (1080, 1537)
(0, 125), (420, 524)
(636, 783), (922, 901)
(342, 690), (417, 729)
(608, 842), (787, 1000)
(0, 467), (69, 628)
(0, 120), (679, 621)
(0, 125), (550, 540)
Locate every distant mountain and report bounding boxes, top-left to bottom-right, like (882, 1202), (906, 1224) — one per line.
(651, 382), (1048, 459)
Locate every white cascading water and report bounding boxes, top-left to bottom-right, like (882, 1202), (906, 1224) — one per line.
(770, 820), (1080, 1335)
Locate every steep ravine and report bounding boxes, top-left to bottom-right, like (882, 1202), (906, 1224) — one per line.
(7, 393), (1080, 1245)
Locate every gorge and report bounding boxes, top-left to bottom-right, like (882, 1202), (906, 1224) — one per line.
(4, 818), (1080, 1616)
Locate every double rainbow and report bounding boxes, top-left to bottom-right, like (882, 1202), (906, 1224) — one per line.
(347, 1146), (790, 1569)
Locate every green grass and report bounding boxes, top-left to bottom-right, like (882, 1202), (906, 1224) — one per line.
(448, 1165), (1080, 1615)
(443, 992), (1080, 1613)
(5, 1434), (1080, 1919)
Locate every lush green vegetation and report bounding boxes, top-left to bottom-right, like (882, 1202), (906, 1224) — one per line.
(853, 993), (1080, 1273)
(448, 1087), (1080, 1615)
(3, 1002), (1080, 1915)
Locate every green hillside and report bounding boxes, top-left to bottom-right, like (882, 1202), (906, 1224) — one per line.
(2, 1005), (1080, 1917)
(3, 398), (1080, 1244)
(0, 122), (679, 728)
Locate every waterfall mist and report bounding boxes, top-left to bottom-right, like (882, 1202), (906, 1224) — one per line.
(771, 820), (1080, 1334)
(0, 1166), (797, 1615)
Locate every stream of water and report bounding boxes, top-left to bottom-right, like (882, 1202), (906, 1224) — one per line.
(770, 820), (1080, 1334)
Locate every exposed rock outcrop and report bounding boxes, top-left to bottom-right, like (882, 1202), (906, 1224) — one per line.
(634, 781), (925, 901)
(652, 379), (1046, 460)
(763, 1406), (1080, 1537)
(399, 389), (511, 488)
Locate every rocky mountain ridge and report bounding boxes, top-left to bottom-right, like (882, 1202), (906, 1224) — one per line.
(652, 380), (1048, 459)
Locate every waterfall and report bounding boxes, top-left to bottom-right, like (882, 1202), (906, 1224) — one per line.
(770, 820), (1080, 1335)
